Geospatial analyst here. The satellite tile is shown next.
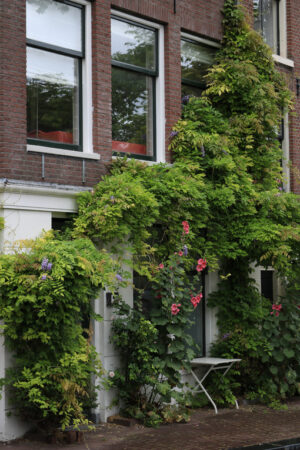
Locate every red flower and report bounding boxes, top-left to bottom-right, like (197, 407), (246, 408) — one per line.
(197, 258), (207, 271)
(158, 263), (164, 269)
(190, 293), (203, 308)
(171, 303), (181, 315)
(182, 221), (189, 234)
(178, 250), (183, 256)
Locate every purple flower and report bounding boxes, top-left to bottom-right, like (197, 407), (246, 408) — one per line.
(41, 258), (48, 271)
(41, 274), (47, 281)
(116, 274), (123, 282)
(183, 245), (188, 256)
(201, 145), (206, 157)
(47, 262), (52, 271)
(170, 130), (179, 138)
(222, 333), (230, 340)
(110, 195), (115, 203)
(181, 95), (191, 105)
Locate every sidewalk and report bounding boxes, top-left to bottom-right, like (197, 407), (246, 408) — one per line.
(1, 398), (300, 450)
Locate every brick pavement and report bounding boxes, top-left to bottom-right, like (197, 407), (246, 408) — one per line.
(0, 399), (300, 450)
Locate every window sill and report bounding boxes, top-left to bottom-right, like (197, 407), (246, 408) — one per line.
(27, 144), (100, 160)
(272, 54), (294, 68)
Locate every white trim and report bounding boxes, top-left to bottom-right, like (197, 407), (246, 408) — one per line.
(27, 144), (100, 160)
(272, 54), (294, 68)
(82, 1), (94, 154)
(181, 32), (221, 49)
(111, 10), (165, 163)
(0, 183), (80, 213)
(111, 9), (162, 30)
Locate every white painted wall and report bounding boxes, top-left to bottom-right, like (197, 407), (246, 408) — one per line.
(0, 183), (78, 441)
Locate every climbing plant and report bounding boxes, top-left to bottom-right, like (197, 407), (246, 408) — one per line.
(0, 233), (119, 431)
(75, 0), (300, 407)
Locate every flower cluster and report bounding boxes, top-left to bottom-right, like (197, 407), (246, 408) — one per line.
(196, 258), (207, 272)
(190, 293), (203, 308)
(116, 273), (123, 282)
(41, 258), (52, 272)
(41, 258), (52, 281)
(171, 303), (181, 315)
(270, 304), (282, 317)
(182, 221), (189, 234)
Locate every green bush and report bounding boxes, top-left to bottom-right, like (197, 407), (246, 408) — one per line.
(0, 233), (118, 431)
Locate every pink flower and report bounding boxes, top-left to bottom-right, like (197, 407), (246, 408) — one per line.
(182, 221), (189, 234)
(158, 263), (164, 269)
(190, 293), (203, 308)
(196, 258), (207, 272)
(171, 303), (181, 315)
(178, 251), (183, 256)
(271, 304), (282, 316)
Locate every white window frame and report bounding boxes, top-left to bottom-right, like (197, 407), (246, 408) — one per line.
(27, 0), (99, 160)
(111, 10), (165, 164)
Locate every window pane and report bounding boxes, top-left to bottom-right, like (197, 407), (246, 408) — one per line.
(181, 40), (215, 84)
(27, 47), (80, 145)
(253, 0), (276, 51)
(111, 18), (156, 71)
(261, 270), (274, 302)
(26, 0), (82, 52)
(112, 67), (154, 157)
(182, 84), (204, 99)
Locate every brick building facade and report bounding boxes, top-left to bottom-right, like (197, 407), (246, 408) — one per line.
(0, 0), (299, 441)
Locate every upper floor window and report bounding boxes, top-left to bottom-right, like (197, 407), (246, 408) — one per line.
(181, 36), (217, 98)
(253, 0), (280, 54)
(111, 14), (164, 161)
(26, 0), (85, 151)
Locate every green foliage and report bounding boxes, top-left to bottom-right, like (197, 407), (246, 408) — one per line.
(0, 217), (4, 231)
(108, 231), (204, 426)
(0, 233), (118, 431)
(74, 158), (209, 271)
(76, 0), (299, 414)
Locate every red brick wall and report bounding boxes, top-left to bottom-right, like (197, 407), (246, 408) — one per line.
(0, 0), (226, 187)
(0, 0), (299, 193)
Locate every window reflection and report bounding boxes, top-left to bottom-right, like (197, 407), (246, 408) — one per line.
(111, 18), (156, 71)
(26, 0), (82, 52)
(112, 67), (153, 156)
(27, 47), (79, 145)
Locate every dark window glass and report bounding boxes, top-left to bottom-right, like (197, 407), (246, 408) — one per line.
(111, 16), (158, 160)
(111, 18), (156, 71)
(112, 67), (154, 157)
(133, 271), (205, 357)
(27, 47), (80, 145)
(182, 84), (205, 99)
(261, 270), (274, 302)
(181, 38), (216, 98)
(253, 0), (279, 53)
(181, 40), (215, 85)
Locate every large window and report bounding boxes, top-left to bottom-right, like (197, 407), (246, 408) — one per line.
(253, 0), (280, 54)
(111, 15), (160, 160)
(26, 0), (84, 151)
(181, 37), (217, 98)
